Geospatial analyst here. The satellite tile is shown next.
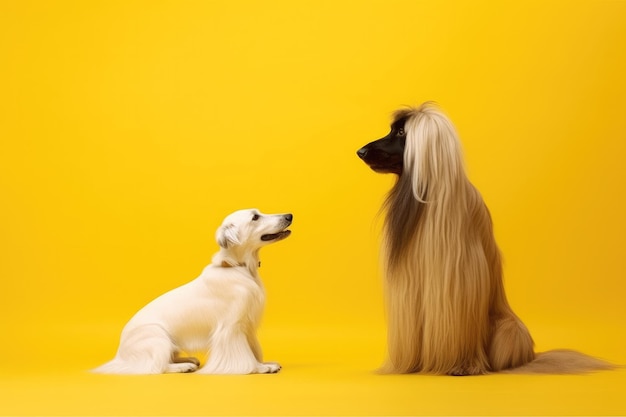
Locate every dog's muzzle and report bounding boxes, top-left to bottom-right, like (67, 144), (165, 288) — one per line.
(261, 214), (293, 242)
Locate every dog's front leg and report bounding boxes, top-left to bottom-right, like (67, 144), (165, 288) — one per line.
(246, 330), (263, 362)
(255, 362), (281, 374)
(198, 327), (280, 374)
(246, 331), (282, 374)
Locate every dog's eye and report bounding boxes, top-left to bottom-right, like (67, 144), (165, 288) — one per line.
(398, 128), (405, 136)
(252, 214), (260, 221)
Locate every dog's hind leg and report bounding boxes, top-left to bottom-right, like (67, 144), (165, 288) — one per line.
(166, 362), (199, 373)
(111, 324), (178, 374)
(488, 314), (535, 371)
(165, 354), (200, 373)
(172, 355), (201, 367)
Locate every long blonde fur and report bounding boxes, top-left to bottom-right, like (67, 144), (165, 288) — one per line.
(380, 102), (612, 375)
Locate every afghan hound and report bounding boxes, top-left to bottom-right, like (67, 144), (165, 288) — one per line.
(357, 102), (612, 375)
(93, 209), (291, 374)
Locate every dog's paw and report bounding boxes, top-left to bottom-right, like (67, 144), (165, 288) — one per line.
(257, 362), (281, 374)
(448, 365), (488, 376)
(167, 362), (199, 373)
(182, 363), (199, 373)
(184, 357), (201, 367)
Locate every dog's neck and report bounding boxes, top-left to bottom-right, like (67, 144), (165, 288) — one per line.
(220, 260), (261, 268)
(211, 247), (261, 277)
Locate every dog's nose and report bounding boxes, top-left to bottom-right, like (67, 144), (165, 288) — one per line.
(357, 147), (368, 159)
(284, 214), (293, 223)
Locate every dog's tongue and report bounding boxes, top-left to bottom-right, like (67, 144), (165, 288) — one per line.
(261, 230), (291, 241)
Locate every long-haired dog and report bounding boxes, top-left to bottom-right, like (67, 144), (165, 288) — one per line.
(357, 102), (612, 375)
(93, 209), (292, 374)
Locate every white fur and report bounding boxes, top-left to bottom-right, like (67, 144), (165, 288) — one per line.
(92, 209), (291, 375)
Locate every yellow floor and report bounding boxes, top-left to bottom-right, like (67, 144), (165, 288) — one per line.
(1, 322), (624, 416)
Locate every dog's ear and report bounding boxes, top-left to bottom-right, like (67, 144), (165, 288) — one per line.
(216, 223), (240, 248)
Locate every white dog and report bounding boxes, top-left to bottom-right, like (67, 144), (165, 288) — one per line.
(92, 209), (292, 375)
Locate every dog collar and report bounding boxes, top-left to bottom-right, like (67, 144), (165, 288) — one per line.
(220, 261), (261, 268)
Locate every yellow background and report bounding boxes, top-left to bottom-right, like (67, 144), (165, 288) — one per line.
(1, 0), (625, 415)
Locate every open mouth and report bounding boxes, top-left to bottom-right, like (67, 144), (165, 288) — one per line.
(261, 230), (291, 242)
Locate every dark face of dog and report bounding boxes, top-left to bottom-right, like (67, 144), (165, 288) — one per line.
(356, 117), (407, 175)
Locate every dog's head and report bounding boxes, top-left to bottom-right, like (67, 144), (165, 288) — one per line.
(356, 109), (412, 175)
(357, 103), (465, 205)
(216, 209), (293, 250)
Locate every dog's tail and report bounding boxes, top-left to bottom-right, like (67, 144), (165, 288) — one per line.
(503, 349), (616, 374)
(91, 355), (168, 374)
(91, 357), (137, 374)
(91, 324), (175, 374)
